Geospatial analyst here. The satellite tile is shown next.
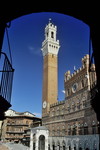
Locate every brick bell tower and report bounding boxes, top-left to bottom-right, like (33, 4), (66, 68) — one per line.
(41, 19), (60, 117)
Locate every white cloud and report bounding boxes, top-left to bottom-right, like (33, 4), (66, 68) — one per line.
(28, 46), (35, 54)
(33, 112), (42, 118)
(28, 46), (41, 56)
(62, 90), (65, 94)
(28, 46), (34, 50)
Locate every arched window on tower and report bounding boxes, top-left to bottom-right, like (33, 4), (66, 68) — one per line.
(51, 31), (54, 38)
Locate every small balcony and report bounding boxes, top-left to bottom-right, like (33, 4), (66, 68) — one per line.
(6, 131), (24, 134)
(0, 52), (14, 120)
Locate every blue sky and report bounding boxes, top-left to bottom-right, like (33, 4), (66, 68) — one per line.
(2, 12), (90, 117)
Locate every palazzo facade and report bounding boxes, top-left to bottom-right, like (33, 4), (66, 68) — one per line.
(40, 20), (99, 150)
(1, 109), (41, 143)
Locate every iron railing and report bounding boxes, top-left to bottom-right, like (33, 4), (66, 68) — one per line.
(0, 52), (14, 103)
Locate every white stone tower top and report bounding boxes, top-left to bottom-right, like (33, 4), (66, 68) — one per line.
(41, 19), (60, 56)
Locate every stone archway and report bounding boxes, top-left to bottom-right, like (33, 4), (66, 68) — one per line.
(52, 140), (55, 150)
(93, 140), (97, 150)
(57, 141), (60, 150)
(85, 148), (89, 150)
(84, 140), (90, 150)
(39, 135), (45, 150)
(62, 140), (66, 150)
(69, 145), (71, 150)
(67, 140), (71, 150)
(52, 144), (55, 150)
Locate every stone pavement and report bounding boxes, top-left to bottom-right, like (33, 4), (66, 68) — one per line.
(0, 143), (29, 150)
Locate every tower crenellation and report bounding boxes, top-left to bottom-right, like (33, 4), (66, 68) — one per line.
(65, 54), (89, 82)
(82, 54), (90, 67)
(41, 19), (60, 57)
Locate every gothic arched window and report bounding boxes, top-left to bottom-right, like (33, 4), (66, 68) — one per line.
(67, 88), (70, 96)
(92, 121), (96, 134)
(84, 123), (88, 135)
(72, 124), (76, 135)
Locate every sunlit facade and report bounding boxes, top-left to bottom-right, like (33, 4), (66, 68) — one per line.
(40, 20), (99, 150)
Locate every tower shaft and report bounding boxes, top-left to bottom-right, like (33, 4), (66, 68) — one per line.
(41, 20), (60, 116)
(42, 53), (58, 105)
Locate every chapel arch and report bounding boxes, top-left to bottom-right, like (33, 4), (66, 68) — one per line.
(39, 135), (45, 150)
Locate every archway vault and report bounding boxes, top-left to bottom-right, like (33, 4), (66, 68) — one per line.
(0, 3), (100, 121)
(0, 2), (98, 25)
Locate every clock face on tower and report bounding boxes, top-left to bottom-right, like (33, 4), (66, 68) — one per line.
(43, 101), (47, 108)
(72, 83), (78, 93)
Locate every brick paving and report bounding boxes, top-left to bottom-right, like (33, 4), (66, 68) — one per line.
(0, 144), (9, 150)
